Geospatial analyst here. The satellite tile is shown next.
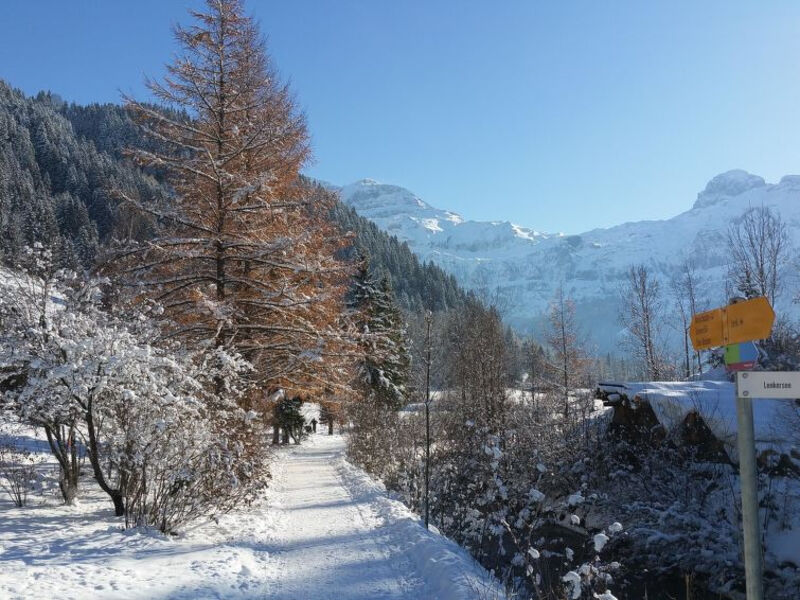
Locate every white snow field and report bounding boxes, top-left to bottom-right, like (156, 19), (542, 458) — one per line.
(0, 431), (505, 600)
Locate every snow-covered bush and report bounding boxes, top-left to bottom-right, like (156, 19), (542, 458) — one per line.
(345, 299), (800, 597)
(118, 352), (268, 532)
(0, 247), (85, 503)
(0, 254), (270, 531)
(347, 402), (404, 482)
(346, 302), (624, 598)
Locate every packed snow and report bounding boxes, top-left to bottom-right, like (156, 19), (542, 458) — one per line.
(0, 428), (505, 600)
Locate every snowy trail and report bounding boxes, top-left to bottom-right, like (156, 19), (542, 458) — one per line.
(0, 430), (505, 600)
(262, 434), (424, 599)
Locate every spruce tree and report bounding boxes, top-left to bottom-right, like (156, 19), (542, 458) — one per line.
(351, 259), (411, 409)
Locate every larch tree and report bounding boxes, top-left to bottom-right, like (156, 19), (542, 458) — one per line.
(111, 0), (354, 397)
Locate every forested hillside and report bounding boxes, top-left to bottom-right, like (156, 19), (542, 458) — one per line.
(331, 202), (470, 313)
(0, 80), (470, 316)
(0, 82), (165, 266)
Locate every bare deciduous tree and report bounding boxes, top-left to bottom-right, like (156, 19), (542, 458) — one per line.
(620, 265), (668, 380)
(545, 285), (587, 418)
(443, 301), (509, 435)
(726, 206), (788, 305)
(0, 443), (38, 507)
(671, 259), (705, 378)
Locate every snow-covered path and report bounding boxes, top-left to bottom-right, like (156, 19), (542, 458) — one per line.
(262, 434), (424, 599)
(0, 430), (505, 600)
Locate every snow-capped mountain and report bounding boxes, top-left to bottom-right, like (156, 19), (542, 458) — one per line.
(333, 171), (800, 350)
(336, 179), (549, 256)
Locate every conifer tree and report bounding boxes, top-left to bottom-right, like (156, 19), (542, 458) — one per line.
(350, 259), (411, 409)
(113, 0), (354, 395)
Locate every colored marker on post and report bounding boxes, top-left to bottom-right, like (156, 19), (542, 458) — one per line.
(724, 341), (759, 371)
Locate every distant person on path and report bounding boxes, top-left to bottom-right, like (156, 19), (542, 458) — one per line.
(311, 418), (318, 433)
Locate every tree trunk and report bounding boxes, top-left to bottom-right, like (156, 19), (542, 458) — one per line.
(59, 471), (78, 505)
(85, 396), (125, 516)
(272, 421), (280, 444)
(45, 425), (80, 505)
(684, 327), (691, 380)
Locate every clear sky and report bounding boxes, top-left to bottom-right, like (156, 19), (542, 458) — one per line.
(2, 1), (800, 233)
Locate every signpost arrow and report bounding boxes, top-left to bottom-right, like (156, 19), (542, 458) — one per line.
(689, 296), (775, 351)
(688, 306), (724, 351)
(726, 297), (775, 348)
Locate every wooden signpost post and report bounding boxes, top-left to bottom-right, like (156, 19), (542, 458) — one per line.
(689, 296), (779, 600)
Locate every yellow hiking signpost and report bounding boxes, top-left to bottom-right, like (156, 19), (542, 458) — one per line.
(689, 296), (775, 351)
(689, 296), (777, 600)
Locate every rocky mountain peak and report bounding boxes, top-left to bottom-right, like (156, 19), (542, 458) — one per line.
(693, 169), (766, 210)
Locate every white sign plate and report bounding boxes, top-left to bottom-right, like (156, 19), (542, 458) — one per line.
(736, 371), (800, 398)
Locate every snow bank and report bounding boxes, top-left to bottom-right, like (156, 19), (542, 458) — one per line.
(599, 380), (794, 450)
(336, 452), (507, 600)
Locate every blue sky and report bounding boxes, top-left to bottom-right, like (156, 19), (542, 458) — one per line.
(2, 1), (800, 233)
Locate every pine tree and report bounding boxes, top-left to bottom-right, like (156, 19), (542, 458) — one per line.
(350, 259), (411, 409)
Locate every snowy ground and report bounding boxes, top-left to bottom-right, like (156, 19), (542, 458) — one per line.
(0, 429), (505, 600)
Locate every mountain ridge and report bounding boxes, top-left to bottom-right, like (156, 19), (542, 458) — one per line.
(335, 169), (800, 350)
